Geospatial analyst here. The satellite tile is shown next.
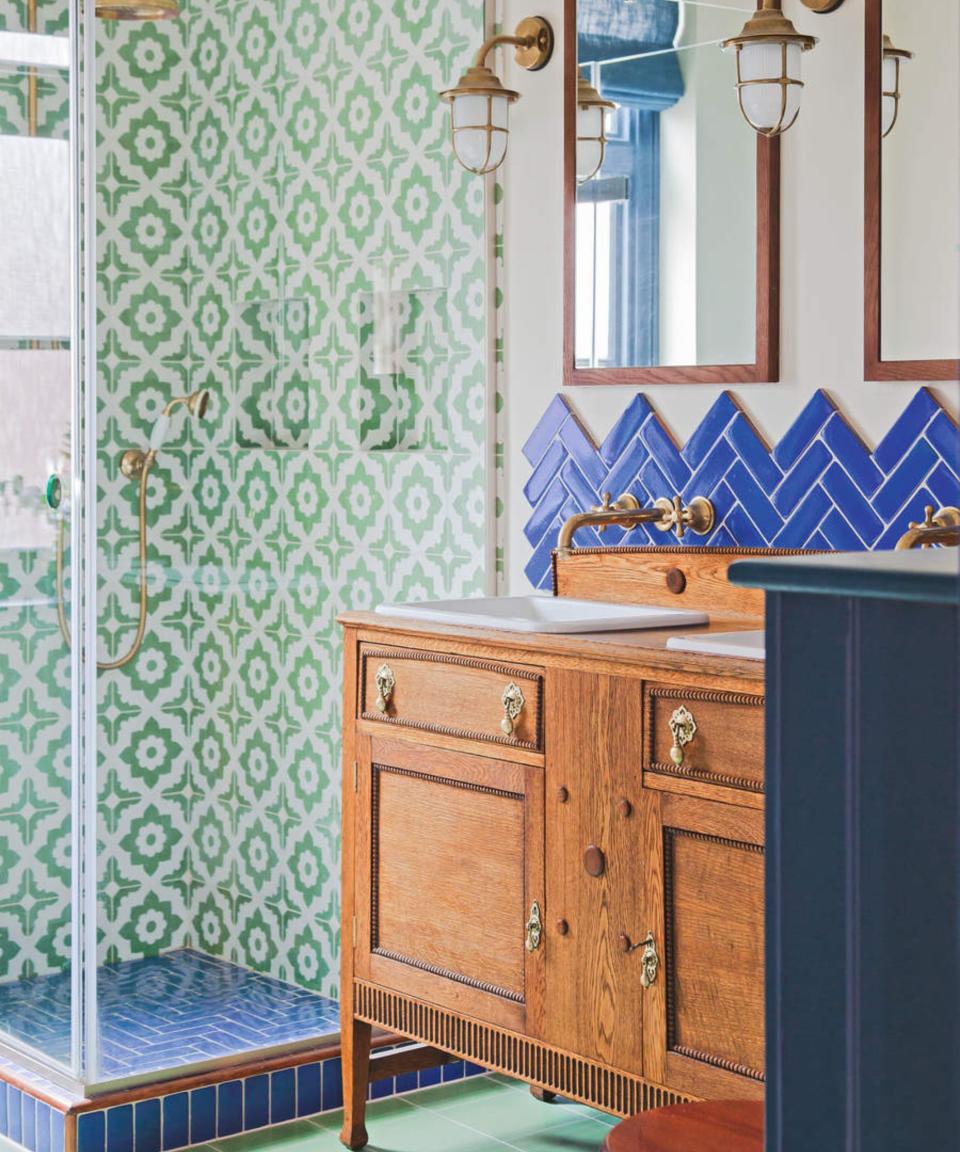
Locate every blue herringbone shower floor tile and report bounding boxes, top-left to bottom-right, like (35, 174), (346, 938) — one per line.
(0, 949), (339, 1078)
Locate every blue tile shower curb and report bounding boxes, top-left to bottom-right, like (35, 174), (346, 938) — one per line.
(0, 1053), (486, 1152)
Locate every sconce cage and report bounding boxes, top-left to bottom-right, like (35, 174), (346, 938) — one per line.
(722, 1), (817, 137)
(730, 41), (804, 137)
(881, 34), (912, 139)
(575, 68), (616, 184)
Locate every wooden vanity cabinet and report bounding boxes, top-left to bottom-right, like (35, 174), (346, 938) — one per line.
(340, 550), (770, 1149)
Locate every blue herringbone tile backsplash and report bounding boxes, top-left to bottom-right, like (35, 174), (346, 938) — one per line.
(522, 388), (960, 589)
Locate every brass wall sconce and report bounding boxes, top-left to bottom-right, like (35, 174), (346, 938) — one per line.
(575, 68), (616, 184)
(439, 16), (554, 175)
(721, 0), (848, 137)
(881, 33), (913, 138)
(721, 0), (818, 137)
(95, 0), (179, 19)
(56, 390), (210, 671)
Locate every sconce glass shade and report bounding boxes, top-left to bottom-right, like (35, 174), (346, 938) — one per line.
(576, 69), (616, 184)
(96, 0), (179, 18)
(440, 64), (519, 175)
(722, 3), (816, 137)
(881, 34), (912, 138)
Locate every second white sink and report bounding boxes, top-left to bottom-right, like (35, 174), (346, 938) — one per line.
(374, 595), (708, 634)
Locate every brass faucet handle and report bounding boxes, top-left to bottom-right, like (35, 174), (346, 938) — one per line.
(653, 495), (716, 541)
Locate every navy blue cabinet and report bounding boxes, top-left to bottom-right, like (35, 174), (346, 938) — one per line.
(730, 551), (959, 1152)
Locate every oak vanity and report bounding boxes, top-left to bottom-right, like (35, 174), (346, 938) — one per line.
(338, 548), (778, 1150)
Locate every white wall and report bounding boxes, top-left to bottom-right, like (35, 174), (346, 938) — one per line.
(500, 0), (960, 591)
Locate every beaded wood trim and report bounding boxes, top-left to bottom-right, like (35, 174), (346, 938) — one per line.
(353, 981), (696, 1118)
(370, 763), (526, 1003)
(644, 686), (765, 795)
(663, 826), (765, 1084)
(359, 647), (544, 752)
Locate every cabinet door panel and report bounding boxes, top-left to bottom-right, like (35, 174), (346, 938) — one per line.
(355, 736), (544, 1033)
(645, 793), (765, 1100)
(544, 670), (647, 1074)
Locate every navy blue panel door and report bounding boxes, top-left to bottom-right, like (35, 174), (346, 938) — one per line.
(732, 553), (959, 1152)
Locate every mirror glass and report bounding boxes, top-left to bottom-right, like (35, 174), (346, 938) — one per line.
(574, 0), (758, 371)
(880, 0), (960, 363)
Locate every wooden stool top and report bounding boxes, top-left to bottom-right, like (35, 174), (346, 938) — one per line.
(601, 1101), (763, 1152)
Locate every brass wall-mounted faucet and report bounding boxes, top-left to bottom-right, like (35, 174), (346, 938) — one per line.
(894, 505), (960, 550)
(556, 492), (715, 556)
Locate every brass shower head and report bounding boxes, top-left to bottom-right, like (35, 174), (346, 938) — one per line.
(163, 389), (210, 420)
(96, 0), (179, 19)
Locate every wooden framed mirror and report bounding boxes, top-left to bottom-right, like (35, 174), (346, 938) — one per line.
(563, 0), (780, 386)
(865, 0), (960, 381)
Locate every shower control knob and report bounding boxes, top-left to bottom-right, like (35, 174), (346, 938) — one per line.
(44, 475), (62, 510)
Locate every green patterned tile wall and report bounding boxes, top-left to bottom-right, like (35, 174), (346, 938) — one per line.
(94, 0), (488, 995)
(0, 0), (488, 1002)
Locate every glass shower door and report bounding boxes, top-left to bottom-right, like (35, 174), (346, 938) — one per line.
(0, 0), (83, 1086)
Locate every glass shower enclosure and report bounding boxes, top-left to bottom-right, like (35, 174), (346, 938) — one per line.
(1, 0), (489, 1102)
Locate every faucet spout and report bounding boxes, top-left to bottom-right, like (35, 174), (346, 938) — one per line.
(895, 505), (960, 550)
(556, 493), (715, 556)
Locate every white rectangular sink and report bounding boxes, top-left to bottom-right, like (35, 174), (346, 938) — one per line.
(666, 630), (765, 661)
(374, 595), (708, 634)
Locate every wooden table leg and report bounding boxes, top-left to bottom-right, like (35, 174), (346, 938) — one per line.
(340, 1016), (372, 1150)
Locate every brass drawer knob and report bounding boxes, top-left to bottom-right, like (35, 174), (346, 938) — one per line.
(374, 663), (395, 713)
(669, 705), (697, 766)
(583, 844), (606, 877)
(501, 681), (526, 736)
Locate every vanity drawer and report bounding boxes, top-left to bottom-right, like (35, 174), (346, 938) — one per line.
(643, 683), (764, 796)
(358, 644), (544, 752)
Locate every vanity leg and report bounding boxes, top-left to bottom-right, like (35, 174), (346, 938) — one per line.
(530, 1086), (557, 1103)
(340, 1018), (371, 1150)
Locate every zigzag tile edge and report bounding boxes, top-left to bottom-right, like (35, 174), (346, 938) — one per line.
(522, 388), (960, 589)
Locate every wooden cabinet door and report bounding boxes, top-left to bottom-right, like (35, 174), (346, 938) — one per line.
(543, 670), (648, 1075)
(643, 792), (765, 1100)
(353, 735), (545, 1035)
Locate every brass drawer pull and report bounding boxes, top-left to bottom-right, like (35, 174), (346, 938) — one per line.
(640, 931), (659, 988)
(501, 681), (525, 736)
(525, 900), (543, 952)
(374, 663), (395, 713)
(669, 705), (697, 766)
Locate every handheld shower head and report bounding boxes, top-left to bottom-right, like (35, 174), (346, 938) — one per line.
(149, 390), (213, 453)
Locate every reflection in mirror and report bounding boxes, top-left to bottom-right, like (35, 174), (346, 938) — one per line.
(879, 0), (959, 366)
(570, 0), (776, 381)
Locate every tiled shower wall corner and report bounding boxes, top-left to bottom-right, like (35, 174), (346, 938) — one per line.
(522, 388), (960, 588)
(1, 0), (490, 995)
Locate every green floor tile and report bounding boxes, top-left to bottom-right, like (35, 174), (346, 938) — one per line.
(512, 1117), (612, 1151)
(431, 1083), (590, 1142)
(408, 1075), (518, 1111)
(212, 1118), (343, 1152)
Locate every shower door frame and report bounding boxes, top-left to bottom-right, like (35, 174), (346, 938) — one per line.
(0, 0), (93, 1098)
